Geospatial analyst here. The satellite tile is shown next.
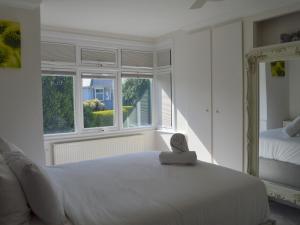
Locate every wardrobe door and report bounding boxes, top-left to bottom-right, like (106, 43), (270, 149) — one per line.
(174, 29), (212, 162)
(212, 21), (243, 171)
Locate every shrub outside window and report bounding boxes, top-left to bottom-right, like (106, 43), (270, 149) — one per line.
(42, 71), (75, 134)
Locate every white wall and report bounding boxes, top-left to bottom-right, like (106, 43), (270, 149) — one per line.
(0, 5), (45, 164)
(289, 60), (300, 119)
(265, 62), (290, 129)
(243, 3), (300, 53)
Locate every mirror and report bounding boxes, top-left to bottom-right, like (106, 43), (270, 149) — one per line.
(246, 42), (300, 207)
(258, 59), (300, 192)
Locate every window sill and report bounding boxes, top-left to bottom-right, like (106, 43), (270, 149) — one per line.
(44, 127), (155, 143)
(155, 128), (176, 134)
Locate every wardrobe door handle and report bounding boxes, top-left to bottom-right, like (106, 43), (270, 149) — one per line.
(216, 109), (220, 113)
(205, 109), (209, 112)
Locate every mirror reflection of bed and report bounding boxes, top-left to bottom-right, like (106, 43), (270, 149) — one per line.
(259, 59), (300, 207)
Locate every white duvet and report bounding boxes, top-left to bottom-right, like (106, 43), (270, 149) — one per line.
(260, 128), (300, 165)
(47, 152), (269, 225)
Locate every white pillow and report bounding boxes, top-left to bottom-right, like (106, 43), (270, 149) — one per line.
(283, 116), (300, 137)
(0, 137), (24, 154)
(3, 151), (66, 225)
(0, 155), (30, 225)
(0, 137), (12, 154)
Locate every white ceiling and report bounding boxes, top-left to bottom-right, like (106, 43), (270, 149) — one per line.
(40, 0), (300, 38)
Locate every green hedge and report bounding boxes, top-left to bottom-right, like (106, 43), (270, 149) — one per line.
(84, 106), (134, 128)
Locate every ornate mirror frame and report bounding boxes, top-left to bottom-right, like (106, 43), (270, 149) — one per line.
(246, 42), (300, 206)
(246, 42), (300, 176)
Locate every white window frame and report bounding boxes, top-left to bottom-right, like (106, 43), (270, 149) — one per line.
(80, 71), (118, 133)
(121, 72), (154, 130)
(156, 49), (172, 69)
(80, 47), (118, 68)
(154, 46), (175, 131)
(41, 69), (78, 137)
(121, 49), (154, 70)
(41, 42), (77, 67)
(41, 36), (174, 141)
(154, 70), (172, 129)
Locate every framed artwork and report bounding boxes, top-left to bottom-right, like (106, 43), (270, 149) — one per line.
(0, 20), (21, 68)
(271, 61), (285, 77)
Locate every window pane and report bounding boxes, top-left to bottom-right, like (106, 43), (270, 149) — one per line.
(42, 75), (75, 134)
(122, 76), (152, 128)
(41, 42), (76, 64)
(82, 77), (115, 128)
(81, 48), (117, 66)
(121, 50), (153, 68)
(157, 49), (171, 67)
(157, 73), (172, 128)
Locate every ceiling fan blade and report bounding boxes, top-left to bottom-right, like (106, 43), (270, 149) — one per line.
(190, 0), (207, 9)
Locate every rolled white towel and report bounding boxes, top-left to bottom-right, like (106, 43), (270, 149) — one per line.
(159, 151), (197, 165)
(170, 133), (189, 153)
(283, 116), (300, 137)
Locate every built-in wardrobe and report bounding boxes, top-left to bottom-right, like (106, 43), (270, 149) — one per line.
(174, 20), (243, 171)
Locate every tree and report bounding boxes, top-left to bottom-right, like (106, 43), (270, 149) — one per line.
(42, 76), (74, 133)
(122, 78), (151, 105)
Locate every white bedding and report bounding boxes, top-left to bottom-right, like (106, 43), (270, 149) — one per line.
(47, 151), (269, 225)
(30, 216), (73, 225)
(260, 128), (300, 165)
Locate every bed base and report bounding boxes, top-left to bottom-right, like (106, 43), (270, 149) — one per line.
(263, 180), (300, 208)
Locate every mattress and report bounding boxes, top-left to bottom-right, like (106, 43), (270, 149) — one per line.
(47, 151), (269, 225)
(259, 128), (300, 165)
(259, 157), (300, 190)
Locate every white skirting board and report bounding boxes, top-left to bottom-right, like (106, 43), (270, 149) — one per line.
(52, 134), (146, 165)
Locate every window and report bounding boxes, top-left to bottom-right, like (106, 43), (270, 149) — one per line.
(122, 74), (152, 128)
(81, 48), (117, 67)
(41, 41), (172, 137)
(82, 73), (116, 129)
(42, 71), (75, 134)
(121, 50), (153, 68)
(156, 72), (172, 129)
(95, 88), (104, 100)
(41, 42), (76, 64)
(157, 49), (171, 67)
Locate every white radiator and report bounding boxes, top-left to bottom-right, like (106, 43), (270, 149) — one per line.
(52, 134), (145, 165)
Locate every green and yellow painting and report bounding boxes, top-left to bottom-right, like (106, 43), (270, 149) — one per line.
(271, 61), (285, 77)
(0, 20), (21, 68)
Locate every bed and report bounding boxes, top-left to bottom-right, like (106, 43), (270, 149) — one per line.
(40, 151), (270, 225)
(259, 128), (300, 190)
